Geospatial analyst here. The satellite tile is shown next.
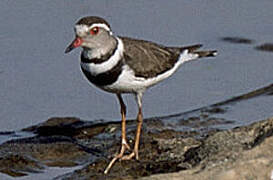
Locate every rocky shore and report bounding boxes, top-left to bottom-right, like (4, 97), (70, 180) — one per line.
(141, 117), (273, 180)
(0, 84), (273, 179)
(0, 115), (272, 179)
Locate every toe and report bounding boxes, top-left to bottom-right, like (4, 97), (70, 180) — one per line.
(121, 151), (135, 160)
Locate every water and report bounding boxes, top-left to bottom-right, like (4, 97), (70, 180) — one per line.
(1, 0), (273, 133)
(0, 131), (35, 144)
(0, 166), (84, 180)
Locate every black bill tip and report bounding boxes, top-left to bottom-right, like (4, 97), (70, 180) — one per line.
(65, 43), (74, 54)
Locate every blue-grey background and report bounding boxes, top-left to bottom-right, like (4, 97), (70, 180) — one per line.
(1, 0), (273, 132)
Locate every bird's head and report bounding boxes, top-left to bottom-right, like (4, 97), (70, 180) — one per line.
(65, 16), (116, 56)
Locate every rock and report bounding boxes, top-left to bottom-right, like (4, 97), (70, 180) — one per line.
(140, 117), (273, 180)
(0, 116), (272, 179)
(255, 43), (273, 52)
(0, 153), (44, 177)
(220, 37), (254, 44)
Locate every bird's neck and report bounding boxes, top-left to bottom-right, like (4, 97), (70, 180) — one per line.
(80, 37), (125, 76)
(82, 38), (118, 64)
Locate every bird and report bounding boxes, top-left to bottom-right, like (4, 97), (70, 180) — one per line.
(65, 16), (217, 174)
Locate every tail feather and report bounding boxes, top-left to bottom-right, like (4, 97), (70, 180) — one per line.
(194, 50), (217, 58)
(179, 44), (203, 52)
(180, 44), (217, 58)
(169, 44), (217, 59)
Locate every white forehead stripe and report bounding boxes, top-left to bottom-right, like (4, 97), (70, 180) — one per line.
(75, 23), (112, 36)
(89, 23), (111, 32)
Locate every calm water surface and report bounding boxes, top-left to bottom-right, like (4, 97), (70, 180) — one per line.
(1, 0), (273, 132)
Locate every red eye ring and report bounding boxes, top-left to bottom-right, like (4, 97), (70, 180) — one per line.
(90, 27), (99, 35)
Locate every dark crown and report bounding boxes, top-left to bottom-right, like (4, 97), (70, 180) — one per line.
(76, 16), (111, 29)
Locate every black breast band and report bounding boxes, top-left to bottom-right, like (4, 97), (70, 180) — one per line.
(81, 60), (123, 86)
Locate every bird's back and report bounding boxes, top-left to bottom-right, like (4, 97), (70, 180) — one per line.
(120, 37), (181, 79)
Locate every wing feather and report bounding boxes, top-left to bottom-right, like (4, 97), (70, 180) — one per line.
(121, 37), (179, 78)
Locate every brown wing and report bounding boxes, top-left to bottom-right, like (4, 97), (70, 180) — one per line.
(120, 37), (180, 78)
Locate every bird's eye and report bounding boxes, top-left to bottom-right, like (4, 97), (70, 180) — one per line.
(90, 27), (99, 35)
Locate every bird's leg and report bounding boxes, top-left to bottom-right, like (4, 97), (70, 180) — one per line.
(104, 94), (130, 174)
(122, 93), (143, 160)
(117, 94), (131, 151)
(122, 107), (143, 160)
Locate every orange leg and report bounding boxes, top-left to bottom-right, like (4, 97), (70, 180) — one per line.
(104, 94), (131, 174)
(104, 93), (143, 174)
(122, 107), (143, 160)
(122, 92), (143, 160)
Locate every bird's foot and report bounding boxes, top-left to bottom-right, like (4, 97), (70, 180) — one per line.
(121, 148), (139, 160)
(104, 140), (131, 174)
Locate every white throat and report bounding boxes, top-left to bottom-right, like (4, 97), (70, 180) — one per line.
(82, 48), (102, 59)
(80, 37), (124, 75)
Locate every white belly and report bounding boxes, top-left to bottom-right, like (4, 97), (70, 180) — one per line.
(101, 50), (198, 94)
